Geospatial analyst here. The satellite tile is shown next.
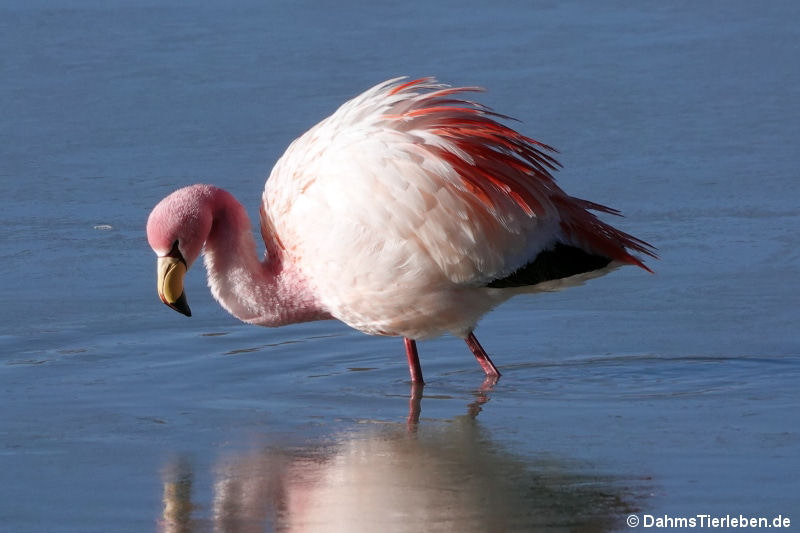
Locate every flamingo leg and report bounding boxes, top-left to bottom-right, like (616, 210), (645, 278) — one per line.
(407, 381), (424, 430)
(404, 337), (424, 383)
(465, 332), (501, 378)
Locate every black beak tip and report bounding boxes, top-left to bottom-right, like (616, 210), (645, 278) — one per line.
(167, 292), (191, 317)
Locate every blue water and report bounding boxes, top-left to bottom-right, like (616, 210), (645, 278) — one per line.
(1, 2), (798, 531)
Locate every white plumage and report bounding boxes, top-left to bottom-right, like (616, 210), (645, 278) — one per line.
(264, 78), (647, 339)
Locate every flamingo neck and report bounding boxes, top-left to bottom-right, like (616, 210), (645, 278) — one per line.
(201, 189), (329, 327)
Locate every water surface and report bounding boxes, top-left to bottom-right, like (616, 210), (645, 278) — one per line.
(1, 1), (798, 531)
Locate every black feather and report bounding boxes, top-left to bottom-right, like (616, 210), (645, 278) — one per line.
(487, 243), (611, 288)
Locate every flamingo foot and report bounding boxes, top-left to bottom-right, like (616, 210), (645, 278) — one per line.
(404, 337), (424, 383)
(465, 332), (501, 378)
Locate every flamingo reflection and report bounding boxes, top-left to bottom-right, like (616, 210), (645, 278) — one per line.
(160, 384), (639, 532)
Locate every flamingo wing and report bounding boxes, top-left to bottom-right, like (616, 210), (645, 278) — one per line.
(262, 78), (655, 336)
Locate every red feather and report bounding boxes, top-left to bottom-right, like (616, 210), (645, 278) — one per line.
(385, 78), (657, 269)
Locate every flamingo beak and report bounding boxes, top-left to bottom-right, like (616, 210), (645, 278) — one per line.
(156, 256), (191, 317)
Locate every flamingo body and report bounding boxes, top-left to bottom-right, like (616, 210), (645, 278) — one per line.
(147, 77), (655, 381)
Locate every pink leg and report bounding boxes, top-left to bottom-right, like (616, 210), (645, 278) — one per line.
(404, 337), (424, 383)
(465, 332), (501, 378)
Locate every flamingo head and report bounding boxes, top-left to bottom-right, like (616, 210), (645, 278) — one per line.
(146, 185), (216, 317)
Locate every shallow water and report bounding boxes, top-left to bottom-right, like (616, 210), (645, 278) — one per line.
(1, 1), (798, 531)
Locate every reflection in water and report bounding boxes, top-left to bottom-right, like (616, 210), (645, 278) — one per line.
(161, 458), (195, 532)
(160, 385), (638, 532)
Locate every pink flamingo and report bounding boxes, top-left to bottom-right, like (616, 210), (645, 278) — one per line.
(147, 77), (655, 383)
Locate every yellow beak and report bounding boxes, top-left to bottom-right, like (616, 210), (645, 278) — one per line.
(157, 256), (191, 317)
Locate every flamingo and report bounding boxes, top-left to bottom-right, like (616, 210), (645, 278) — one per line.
(146, 77), (655, 383)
